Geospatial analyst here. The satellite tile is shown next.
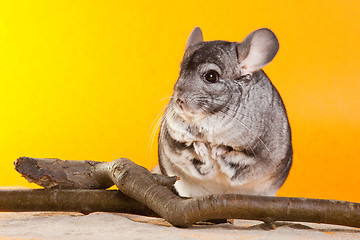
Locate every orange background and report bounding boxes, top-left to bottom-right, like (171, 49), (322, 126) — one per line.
(0, 1), (359, 202)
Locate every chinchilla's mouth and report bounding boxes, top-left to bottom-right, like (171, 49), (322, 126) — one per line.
(171, 97), (208, 123)
(175, 106), (207, 123)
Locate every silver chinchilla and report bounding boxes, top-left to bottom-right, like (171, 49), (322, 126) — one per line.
(157, 27), (292, 197)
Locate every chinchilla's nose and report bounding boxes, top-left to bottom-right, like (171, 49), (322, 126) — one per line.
(176, 98), (186, 111)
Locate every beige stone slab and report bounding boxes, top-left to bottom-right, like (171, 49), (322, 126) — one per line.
(0, 212), (359, 240)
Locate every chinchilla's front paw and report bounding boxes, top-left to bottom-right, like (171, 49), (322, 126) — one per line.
(193, 142), (210, 158)
(192, 142), (218, 177)
(211, 145), (228, 160)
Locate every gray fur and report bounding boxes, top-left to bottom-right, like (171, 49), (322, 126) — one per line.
(158, 27), (292, 197)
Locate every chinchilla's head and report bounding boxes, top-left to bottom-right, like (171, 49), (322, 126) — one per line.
(171, 27), (279, 122)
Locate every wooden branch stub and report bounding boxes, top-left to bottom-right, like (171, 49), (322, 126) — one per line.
(14, 157), (112, 189)
(14, 157), (177, 190)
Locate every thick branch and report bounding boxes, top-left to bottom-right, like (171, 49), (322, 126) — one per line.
(0, 189), (156, 216)
(12, 157), (360, 228)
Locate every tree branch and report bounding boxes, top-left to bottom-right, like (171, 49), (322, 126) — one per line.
(0, 189), (156, 216)
(10, 157), (360, 228)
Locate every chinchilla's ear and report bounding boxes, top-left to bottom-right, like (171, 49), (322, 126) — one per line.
(186, 27), (203, 49)
(237, 28), (279, 74)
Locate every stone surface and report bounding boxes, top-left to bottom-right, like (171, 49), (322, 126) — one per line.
(0, 212), (359, 240)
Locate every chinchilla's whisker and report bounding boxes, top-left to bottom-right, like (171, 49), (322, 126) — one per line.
(149, 107), (177, 164)
(146, 95), (173, 162)
(147, 105), (167, 141)
(147, 118), (164, 164)
(150, 116), (164, 157)
(146, 105), (168, 163)
(158, 95), (173, 102)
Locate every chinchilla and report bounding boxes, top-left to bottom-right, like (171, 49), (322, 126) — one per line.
(157, 27), (292, 197)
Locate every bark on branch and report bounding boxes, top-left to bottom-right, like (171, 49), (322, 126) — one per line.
(0, 189), (156, 216)
(8, 157), (360, 228)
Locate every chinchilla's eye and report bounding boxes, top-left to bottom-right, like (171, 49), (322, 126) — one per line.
(204, 70), (219, 83)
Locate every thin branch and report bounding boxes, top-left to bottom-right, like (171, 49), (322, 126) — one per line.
(11, 157), (360, 228)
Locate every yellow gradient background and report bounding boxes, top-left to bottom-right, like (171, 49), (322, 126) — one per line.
(0, 1), (359, 202)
